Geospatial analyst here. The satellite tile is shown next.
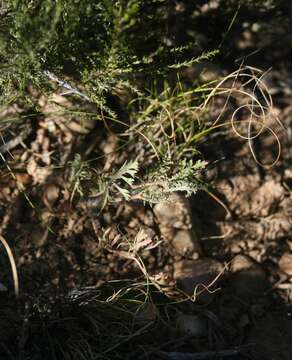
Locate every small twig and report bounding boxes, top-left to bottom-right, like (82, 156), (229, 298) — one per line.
(0, 123), (33, 154)
(192, 262), (228, 302)
(204, 188), (231, 218)
(277, 283), (292, 290)
(44, 70), (91, 102)
(0, 234), (19, 297)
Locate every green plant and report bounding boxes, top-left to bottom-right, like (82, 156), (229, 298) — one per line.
(0, 0), (216, 107)
(70, 154), (206, 209)
(0, 2), (286, 359)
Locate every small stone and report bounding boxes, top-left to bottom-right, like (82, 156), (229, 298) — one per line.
(246, 239), (255, 250)
(230, 254), (255, 272)
(174, 258), (223, 304)
(102, 212), (112, 225)
(40, 210), (52, 223)
(15, 173), (32, 186)
(230, 243), (242, 254)
(43, 183), (60, 208)
(287, 241), (292, 252)
(153, 194), (192, 229)
(30, 227), (48, 247)
(172, 229), (202, 258)
(248, 250), (262, 263)
(279, 253), (292, 276)
(154, 193), (202, 257)
(229, 255), (268, 298)
(176, 314), (207, 337)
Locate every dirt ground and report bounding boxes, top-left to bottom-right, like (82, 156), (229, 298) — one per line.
(0, 66), (291, 359)
(1, 5), (292, 359)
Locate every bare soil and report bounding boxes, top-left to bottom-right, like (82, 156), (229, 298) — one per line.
(1, 11), (292, 355)
(0, 70), (291, 359)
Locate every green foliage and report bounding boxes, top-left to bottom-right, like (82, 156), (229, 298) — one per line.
(70, 155), (139, 208)
(1, 1), (112, 104)
(133, 157), (207, 203)
(0, 0), (211, 107)
(106, 159), (139, 199)
(70, 154), (206, 208)
(1, 0), (219, 210)
(98, 159), (139, 208)
(70, 154), (92, 197)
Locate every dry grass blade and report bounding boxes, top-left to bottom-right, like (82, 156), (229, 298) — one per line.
(199, 66), (283, 169)
(0, 234), (19, 297)
(204, 189), (231, 218)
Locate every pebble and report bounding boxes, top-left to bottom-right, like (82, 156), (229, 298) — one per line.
(229, 254), (268, 298)
(172, 229), (201, 258)
(279, 253), (292, 276)
(230, 243), (242, 254)
(30, 227), (48, 247)
(43, 183), (60, 208)
(173, 258), (223, 304)
(153, 194), (192, 229)
(230, 254), (255, 272)
(154, 194), (202, 257)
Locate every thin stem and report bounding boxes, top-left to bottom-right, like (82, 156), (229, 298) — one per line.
(0, 234), (19, 297)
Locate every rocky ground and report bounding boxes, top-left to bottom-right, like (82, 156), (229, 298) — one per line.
(1, 7), (292, 354)
(0, 64), (291, 359)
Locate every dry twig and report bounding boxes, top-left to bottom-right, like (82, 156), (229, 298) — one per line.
(0, 234), (19, 297)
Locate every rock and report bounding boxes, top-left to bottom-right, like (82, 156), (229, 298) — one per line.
(229, 255), (268, 298)
(30, 226), (49, 247)
(154, 194), (202, 257)
(230, 254), (255, 273)
(172, 229), (201, 258)
(43, 183), (60, 208)
(153, 194), (192, 229)
(251, 179), (285, 217)
(218, 177), (285, 218)
(279, 253), (292, 276)
(176, 314), (207, 337)
(174, 258), (223, 304)
(287, 241), (292, 252)
(230, 243), (242, 254)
